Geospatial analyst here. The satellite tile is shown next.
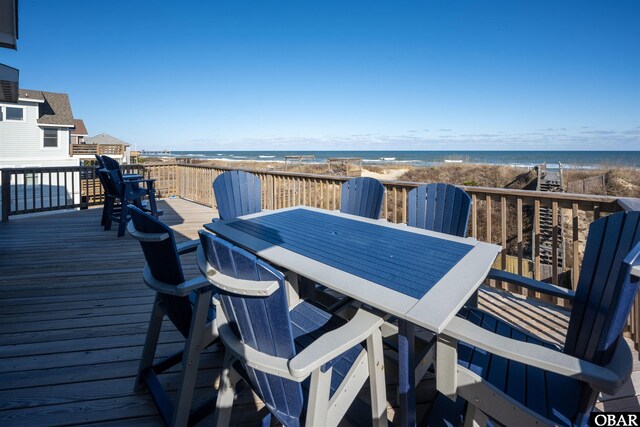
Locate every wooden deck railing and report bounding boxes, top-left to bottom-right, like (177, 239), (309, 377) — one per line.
(0, 165), (144, 220)
(3, 162), (639, 351)
(149, 162), (619, 286)
(70, 143), (127, 157)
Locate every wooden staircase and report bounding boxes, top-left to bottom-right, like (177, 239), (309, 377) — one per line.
(535, 164), (566, 279)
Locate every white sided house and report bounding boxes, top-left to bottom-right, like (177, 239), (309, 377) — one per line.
(0, 89), (78, 168)
(0, 89), (82, 213)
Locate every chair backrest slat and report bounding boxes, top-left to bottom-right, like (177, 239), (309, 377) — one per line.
(129, 206), (193, 337)
(340, 177), (385, 219)
(407, 183), (471, 237)
(199, 231), (304, 425)
(213, 171), (262, 220)
(565, 211), (640, 364)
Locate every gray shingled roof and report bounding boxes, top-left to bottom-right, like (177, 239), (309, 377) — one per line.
(18, 89), (44, 101)
(85, 133), (130, 146)
(19, 88), (75, 126)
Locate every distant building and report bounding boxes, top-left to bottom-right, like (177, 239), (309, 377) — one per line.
(0, 89), (78, 168)
(70, 119), (88, 144)
(85, 133), (131, 163)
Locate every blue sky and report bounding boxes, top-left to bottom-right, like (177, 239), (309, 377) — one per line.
(1, 0), (639, 150)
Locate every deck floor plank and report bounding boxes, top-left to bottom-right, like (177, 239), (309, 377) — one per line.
(0, 198), (637, 426)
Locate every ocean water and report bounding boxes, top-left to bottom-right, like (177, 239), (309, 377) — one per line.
(148, 150), (640, 169)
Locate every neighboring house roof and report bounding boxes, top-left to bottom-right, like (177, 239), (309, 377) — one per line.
(18, 89), (44, 101)
(18, 88), (75, 126)
(85, 133), (131, 146)
(71, 119), (88, 136)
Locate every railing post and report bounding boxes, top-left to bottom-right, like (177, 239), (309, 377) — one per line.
(1, 169), (11, 222)
(271, 175), (276, 210)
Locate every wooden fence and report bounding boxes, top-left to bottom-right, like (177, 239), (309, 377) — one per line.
(143, 163), (623, 293)
(566, 174), (607, 194)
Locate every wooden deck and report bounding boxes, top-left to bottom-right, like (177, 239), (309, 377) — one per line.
(0, 198), (638, 426)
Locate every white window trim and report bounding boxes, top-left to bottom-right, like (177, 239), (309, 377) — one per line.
(41, 127), (61, 150)
(1, 105), (26, 122)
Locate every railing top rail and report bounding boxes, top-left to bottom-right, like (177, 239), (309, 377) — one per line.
(0, 164), (144, 173)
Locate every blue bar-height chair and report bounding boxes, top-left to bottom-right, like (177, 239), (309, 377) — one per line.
(198, 231), (388, 426)
(340, 177), (385, 220)
(128, 206), (219, 427)
(104, 168), (160, 236)
(385, 183), (473, 421)
(407, 183), (471, 237)
(96, 155), (154, 230)
(212, 170), (262, 221)
(427, 211), (640, 427)
(94, 159), (113, 227)
(312, 177), (386, 309)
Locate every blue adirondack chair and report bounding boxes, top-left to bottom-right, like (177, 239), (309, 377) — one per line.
(94, 158), (112, 227)
(340, 177), (385, 219)
(212, 170), (262, 220)
(198, 230), (388, 426)
(426, 210), (640, 427)
(96, 155), (150, 228)
(380, 184), (472, 382)
(127, 205), (219, 427)
(407, 183), (471, 237)
(310, 177), (385, 309)
(104, 168), (160, 236)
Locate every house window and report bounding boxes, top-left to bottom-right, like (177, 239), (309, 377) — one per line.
(43, 128), (59, 148)
(5, 106), (24, 121)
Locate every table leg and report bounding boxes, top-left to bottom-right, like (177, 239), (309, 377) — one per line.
(398, 320), (416, 427)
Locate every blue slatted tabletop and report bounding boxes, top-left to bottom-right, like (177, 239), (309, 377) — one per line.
(226, 208), (473, 299)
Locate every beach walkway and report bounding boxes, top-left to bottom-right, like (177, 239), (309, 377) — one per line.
(0, 198), (637, 425)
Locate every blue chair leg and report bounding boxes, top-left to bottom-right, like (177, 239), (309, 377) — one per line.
(117, 203), (129, 237)
(104, 197), (114, 231)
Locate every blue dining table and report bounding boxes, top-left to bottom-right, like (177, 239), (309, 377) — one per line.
(204, 206), (500, 426)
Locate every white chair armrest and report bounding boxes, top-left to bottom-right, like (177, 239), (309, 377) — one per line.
(288, 308), (383, 378)
(143, 265), (212, 297)
(444, 316), (631, 394)
(196, 247), (280, 296)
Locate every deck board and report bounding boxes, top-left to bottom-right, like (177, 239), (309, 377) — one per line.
(0, 198), (637, 425)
